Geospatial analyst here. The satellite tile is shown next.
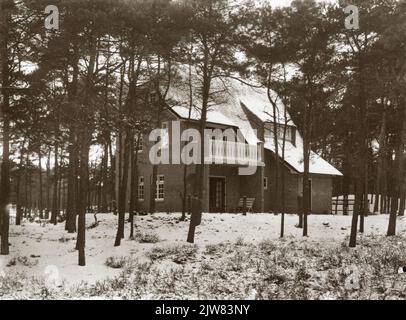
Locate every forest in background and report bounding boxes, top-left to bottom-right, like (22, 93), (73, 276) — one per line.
(0, 0), (406, 265)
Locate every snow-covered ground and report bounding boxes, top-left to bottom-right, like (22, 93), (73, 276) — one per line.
(2, 212), (406, 288)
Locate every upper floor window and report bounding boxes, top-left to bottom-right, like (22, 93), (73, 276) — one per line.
(136, 134), (143, 153)
(148, 92), (159, 104)
(264, 177), (268, 190)
(264, 123), (295, 145)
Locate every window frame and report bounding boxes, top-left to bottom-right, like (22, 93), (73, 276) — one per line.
(138, 176), (144, 202)
(136, 134), (143, 153)
(155, 174), (165, 201)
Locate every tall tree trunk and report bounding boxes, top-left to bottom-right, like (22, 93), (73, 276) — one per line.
(374, 106), (386, 213)
(38, 146), (44, 219)
(15, 140), (25, 226)
(267, 84), (280, 219)
(302, 97), (312, 237)
(280, 106), (288, 238)
(66, 132), (78, 232)
(115, 56), (142, 246)
(76, 134), (90, 266)
(398, 171), (406, 216)
(0, 5), (11, 255)
(51, 142), (59, 225)
(187, 50), (211, 244)
(76, 32), (97, 265)
(115, 133), (130, 246)
(45, 148), (51, 219)
(129, 134), (140, 239)
(101, 143), (108, 212)
(181, 42), (194, 222)
(108, 137), (115, 214)
(349, 55), (367, 247)
(388, 97), (406, 235)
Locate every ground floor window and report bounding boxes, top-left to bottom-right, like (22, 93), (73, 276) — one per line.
(264, 176), (268, 190)
(155, 175), (165, 201)
(138, 176), (144, 201)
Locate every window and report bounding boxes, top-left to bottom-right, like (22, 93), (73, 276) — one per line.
(155, 175), (164, 201)
(148, 92), (158, 104)
(264, 177), (268, 190)
(138, 176), (144, 201)
(136, 134), (143, 153)
(264, 123), (295, 145)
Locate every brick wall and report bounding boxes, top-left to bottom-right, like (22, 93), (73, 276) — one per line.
(118, 110), (334, 215)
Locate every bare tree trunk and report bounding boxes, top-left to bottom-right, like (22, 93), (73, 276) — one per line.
(45, 147), (51, 219)
(115, 133), (130, 246)
(398, 171), (406, 216)
(108, 137), (115, 214)
(66, 132), (78, 232)
(388, 98), (406, 235)
(265, 68), (280, 219)
(115, 56), (142, 246)
(101, 144), (108, 212)
(15, 140), (26, 225)
(280, 107), (288, 238)
(349, 180), (361, 247)
(76, 135), (90, 266)
(51, 142), (59, 225)
(38, 146), (44, 219)
(349, 55), (368, 247)
(302, 98), (312, 237)
(187, 50), (211, 243)
(129, 134), (140, 239)
(374, 106), (386, 213)
(0, 6), (11, 255)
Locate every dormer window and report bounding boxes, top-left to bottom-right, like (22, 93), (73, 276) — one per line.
(264, 123), (296, 145)
(147, 92), (159, 104)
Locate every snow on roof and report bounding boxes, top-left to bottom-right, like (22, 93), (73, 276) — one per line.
(163, 65), (260, 144)
(264, 139), (342, 176)
(162, 64), (342, 176)
(171, 105), (237, 127)
(232, 82), (294, 125)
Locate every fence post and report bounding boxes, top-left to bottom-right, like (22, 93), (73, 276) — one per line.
(243, 196), (247, 216)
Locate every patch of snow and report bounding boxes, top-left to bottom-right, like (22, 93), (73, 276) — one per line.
(5, 212), (406, 288)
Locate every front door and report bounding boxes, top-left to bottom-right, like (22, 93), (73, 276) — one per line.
(209, 177), (226, 213)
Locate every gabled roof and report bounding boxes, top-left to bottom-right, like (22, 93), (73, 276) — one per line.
(264, 140), (342, 176)
(170, 105), (237, 127)
(162, 64), (342, 177)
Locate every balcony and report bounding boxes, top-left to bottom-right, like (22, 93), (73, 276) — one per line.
(205, 139), (263, 166)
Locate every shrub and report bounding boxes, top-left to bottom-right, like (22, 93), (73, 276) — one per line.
(105, 256), (129, 269)
(136, 232), (160, 243)
(147, 244), (198, 264)
(6, 256), (38, 267)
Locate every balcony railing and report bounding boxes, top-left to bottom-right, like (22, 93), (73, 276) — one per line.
(205, 139), (263, 165)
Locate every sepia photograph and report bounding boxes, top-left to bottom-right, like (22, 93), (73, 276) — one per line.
(0, 0), (406, 304)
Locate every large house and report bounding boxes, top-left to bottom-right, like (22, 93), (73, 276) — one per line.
(122, 69), (342, 214)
